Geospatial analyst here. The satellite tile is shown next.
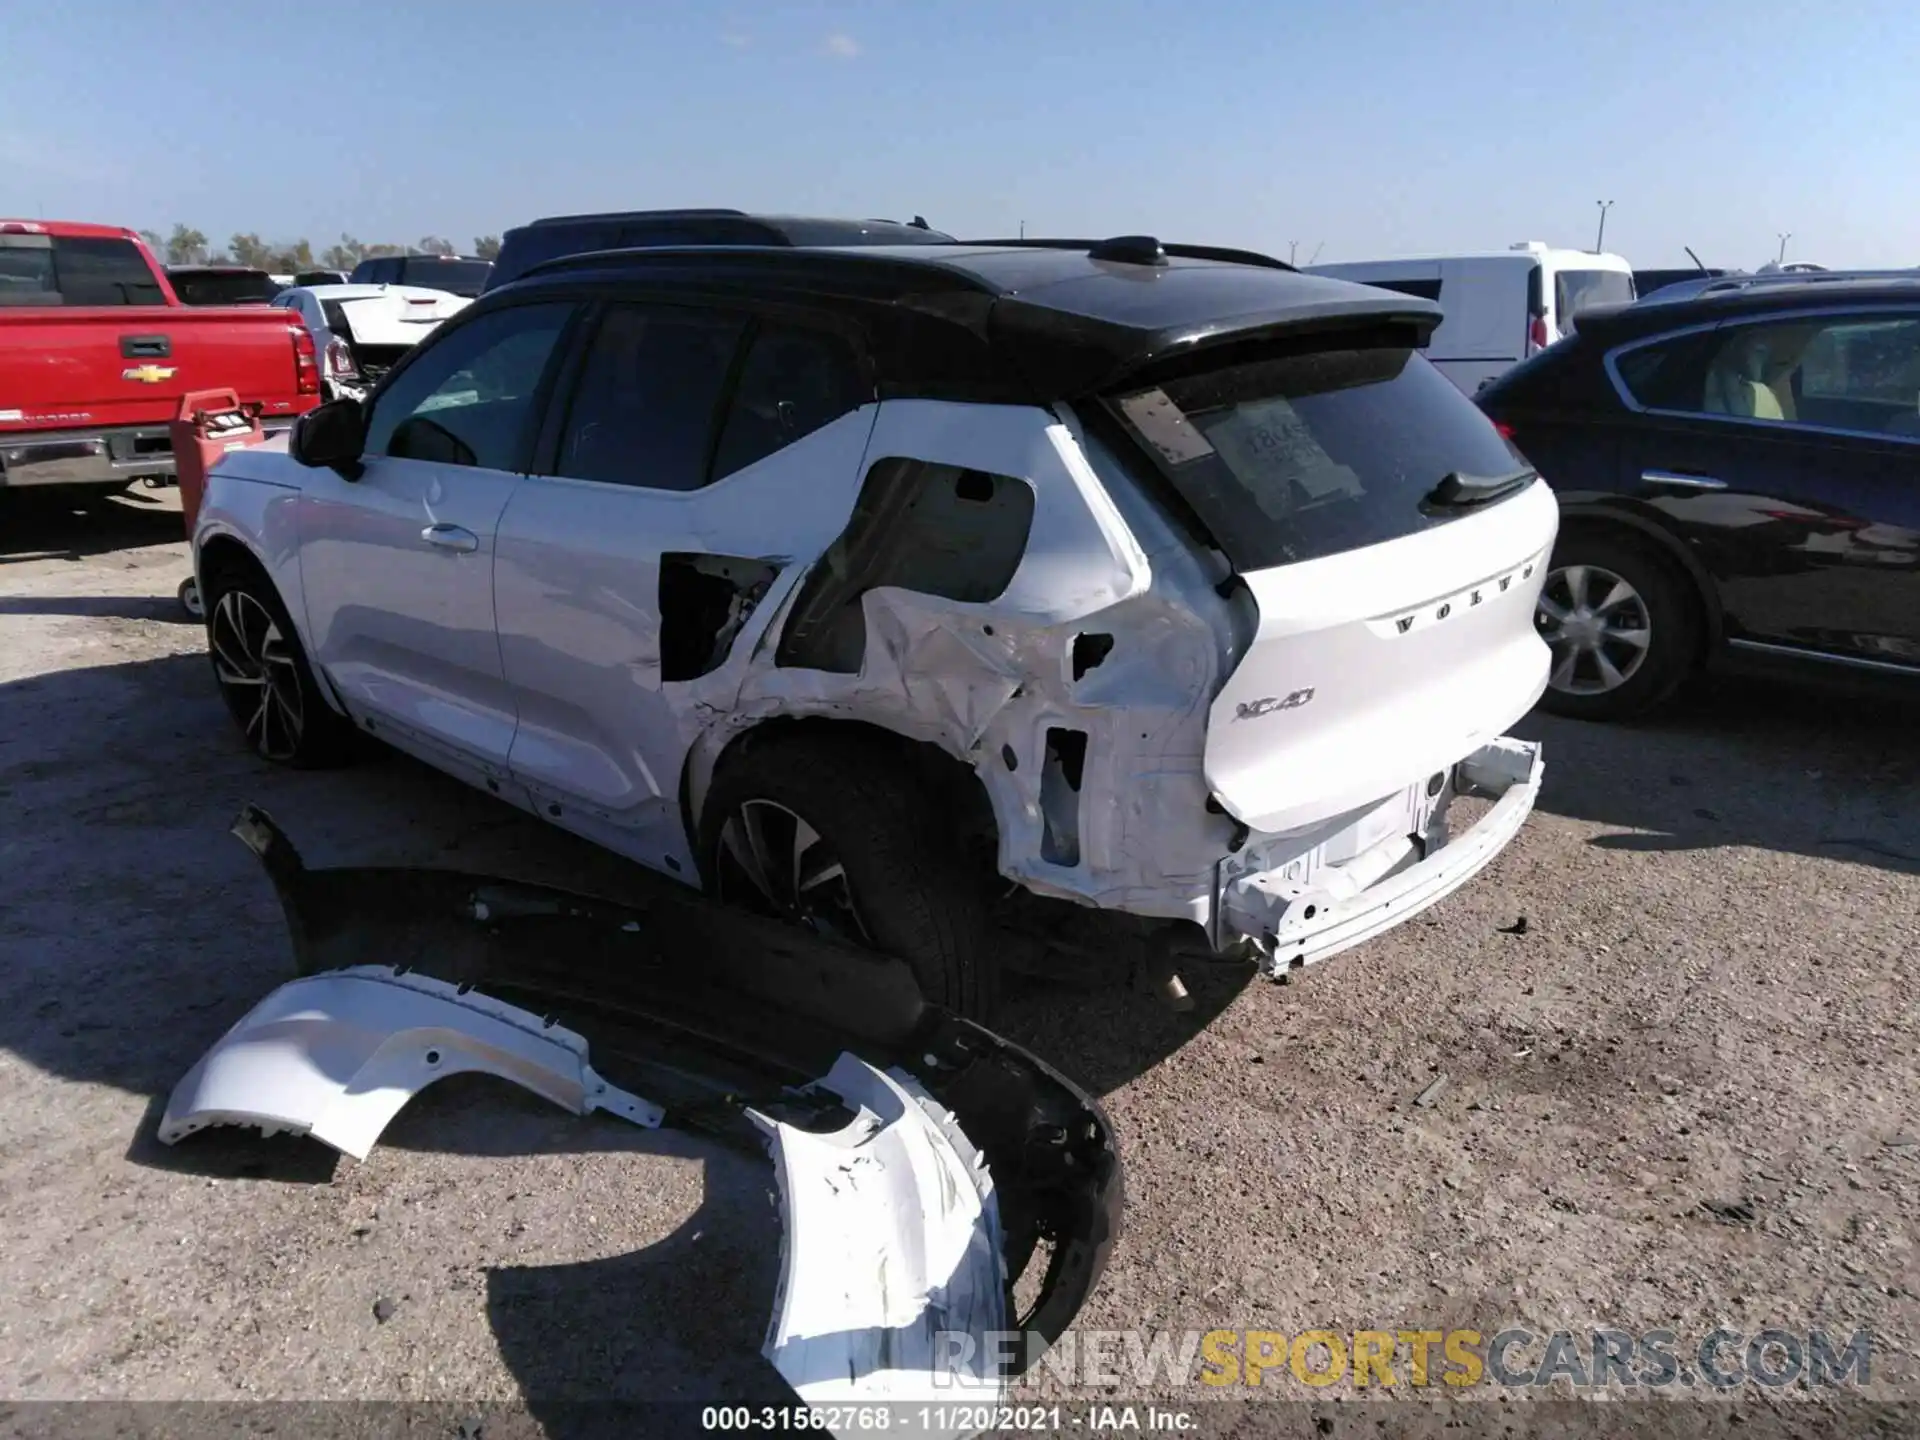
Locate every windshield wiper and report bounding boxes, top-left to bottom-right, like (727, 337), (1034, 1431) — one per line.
(1424, 467), (1536, 508)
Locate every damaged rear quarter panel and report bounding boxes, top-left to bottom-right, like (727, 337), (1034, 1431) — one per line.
(684, 401), (1249, 920)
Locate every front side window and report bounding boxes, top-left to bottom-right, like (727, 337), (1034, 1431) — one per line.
(549, 304), (746, 491)
(1619, 313), (1920, 437)
(363, 301), (574, 470)
(1109, 341), (1528, 571)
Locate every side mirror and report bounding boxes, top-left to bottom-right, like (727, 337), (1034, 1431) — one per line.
(289, 398), (366, 478)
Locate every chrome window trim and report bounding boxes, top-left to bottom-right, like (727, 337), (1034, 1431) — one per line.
(1601, 303), (1920, 449)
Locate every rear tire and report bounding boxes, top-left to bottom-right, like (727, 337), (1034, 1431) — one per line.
(201, 560), (358, 768)
(700, 733), (1001, 1018)
(1535, 530), (1701, 721)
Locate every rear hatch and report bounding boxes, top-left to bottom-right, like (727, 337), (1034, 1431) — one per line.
(327, 290), (467, 378)
(1107, 338), (1557, 834)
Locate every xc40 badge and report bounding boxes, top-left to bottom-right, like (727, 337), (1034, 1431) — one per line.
(1234, 688), (1315, 721)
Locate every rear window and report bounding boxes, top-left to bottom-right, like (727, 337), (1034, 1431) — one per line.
(394, 258), (492, 297)
(0, 235), (164, 306)
(170, 270), (279, 305)
(1368, 277), (1443, 302)
(1555, 269), (1635, 324)
(1108, 343), (1526, 571)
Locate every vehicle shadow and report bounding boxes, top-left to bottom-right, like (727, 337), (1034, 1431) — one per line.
(1516, 671), (1920, 875)
(0, 486), (185, 564)
(0, 594), (198, 623)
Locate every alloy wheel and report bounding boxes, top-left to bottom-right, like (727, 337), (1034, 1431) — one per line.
(1536, 563), (1653, 696)
(209, 589), (306, 761)
(714, 799), (872, 945)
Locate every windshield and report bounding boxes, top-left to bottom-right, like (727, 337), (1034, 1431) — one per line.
(1555, 268), (1635, 326)
(1108, 342), (1527, 572)
(395, 258), (492, 297)
(170, 270), (278, 305)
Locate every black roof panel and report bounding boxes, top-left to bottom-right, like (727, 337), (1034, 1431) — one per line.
(492, 241), (1444, 401)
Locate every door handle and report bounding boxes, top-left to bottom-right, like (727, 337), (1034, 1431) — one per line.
(1642, 469), (1726, 491)
(421, 523), (479, 553)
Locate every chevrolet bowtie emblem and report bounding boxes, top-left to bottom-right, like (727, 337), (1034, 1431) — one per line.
(122, 364), (176, 384)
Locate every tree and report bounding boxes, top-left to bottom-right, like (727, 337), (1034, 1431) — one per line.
(474, 235), (501, 260)
(361, 242), (403, 259)
(414, 235), (456, 257)
(165, 224), (209, 266)
(320, 234), (364, 271)
(138, 229), (165, 256)
(229, 233), (272, 269)
(268, 239), (315, 272)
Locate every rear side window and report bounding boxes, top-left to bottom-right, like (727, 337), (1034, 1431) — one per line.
(711, 324), (869, 480)
(550, 304), (747, 490)
(1108, 343), (1527, 571)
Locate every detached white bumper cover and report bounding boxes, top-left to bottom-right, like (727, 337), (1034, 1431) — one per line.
(1222, 736), (1543, 974)
(160, 967), (1021, 1434)
(753, 1055), (1010, 1428)
(157, 966), (664, 1159)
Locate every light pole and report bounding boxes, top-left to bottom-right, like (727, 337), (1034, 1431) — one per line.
(1776, 232), (1791, 264)
(1594, 200), (1614, 252)
(1288, 241), (1298, 265)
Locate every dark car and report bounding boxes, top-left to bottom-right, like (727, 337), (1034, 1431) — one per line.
(1478, 275), (1920, 719)
(484, 208), (954, 291)
(1632, 267), (1731, 301)
(166, 265), (280, 306)
(347, 253), (493, 297)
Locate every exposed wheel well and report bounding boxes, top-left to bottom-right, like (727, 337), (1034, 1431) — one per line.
(197, 534), (271, 593)
(691, 717), (1002, 876)
(1555, 509), (1721, 655)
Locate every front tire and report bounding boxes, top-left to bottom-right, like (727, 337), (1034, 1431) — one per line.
(700, 733), (1000, 1018)
(202, 565), (357, 767)
(1535, 530), (1701, 721)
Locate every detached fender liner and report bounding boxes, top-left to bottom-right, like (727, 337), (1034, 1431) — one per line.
(163, 806), (1122, 1415)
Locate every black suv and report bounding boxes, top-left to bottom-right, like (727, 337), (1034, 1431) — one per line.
(484, 209), (953, 291)
(1480, 275), (1920, 719)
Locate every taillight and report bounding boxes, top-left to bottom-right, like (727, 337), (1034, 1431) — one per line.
(324, 337), (359, 380)
(291, 326), (319, 395)
(1527, 314), (1550, 353)
(1492, 421), (1517, 440)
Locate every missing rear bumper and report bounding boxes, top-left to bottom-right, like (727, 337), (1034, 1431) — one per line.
(1219, 736), (1544, 976)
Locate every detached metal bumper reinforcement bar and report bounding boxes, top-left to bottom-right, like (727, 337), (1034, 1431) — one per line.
(160, 806), (1122, 1425)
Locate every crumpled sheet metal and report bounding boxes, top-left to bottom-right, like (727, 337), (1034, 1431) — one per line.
(752, 1053), (1009, 1427)
(157, 965), (664, 1160)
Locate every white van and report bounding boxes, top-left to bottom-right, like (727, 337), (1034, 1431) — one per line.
(1308, 242), (1636, 395)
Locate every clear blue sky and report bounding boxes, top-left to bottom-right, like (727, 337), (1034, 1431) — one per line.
(3, 0), (1916, 269)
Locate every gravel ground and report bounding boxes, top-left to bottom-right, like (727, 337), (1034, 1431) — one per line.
(2, 489), (1916, 1431)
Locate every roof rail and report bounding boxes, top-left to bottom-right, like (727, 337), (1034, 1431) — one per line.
(524, 207), (751, 229)
(966, 236), (1295, 272)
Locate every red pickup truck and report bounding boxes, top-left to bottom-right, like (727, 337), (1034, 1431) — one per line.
(0, 220), (319, 494)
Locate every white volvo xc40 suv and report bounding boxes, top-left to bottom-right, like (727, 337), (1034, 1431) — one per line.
(193, 230), (1556, 1016)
